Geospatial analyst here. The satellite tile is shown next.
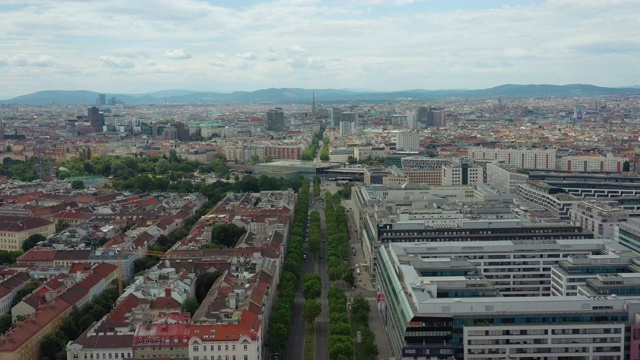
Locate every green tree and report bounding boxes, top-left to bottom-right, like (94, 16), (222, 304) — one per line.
(22, 234), (46, 252)
(58, 315), (78, 340)
(195, 270), (223, 303)
(303, 300), (322, 323)
(343, 270), (355, 288)
(39, 331), (68, 360)
(249, 155), (260, 165)
(78, 314), (95, 332)
(211, 223), (247, 248)
(268, 322), (288, 354)
(0, 250), (22, 265)
(302, 274), (322, 300)
(182, 297), (200, 317)
(70, 180), (85, 189)
(133, 256), (159, 274)
(0, 314), (12, 334)
(12, 280), (40, 306)
(351, 293), (370, 323)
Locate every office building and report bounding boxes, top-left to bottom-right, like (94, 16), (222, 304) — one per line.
(377, 241), (640, 359)
(468, 147), (556, 170)
(442, 160), (484, 186)
(330, 107), (343, 128)
(570, 200), (629, 240)
(88, 106), (103, 132)
(400, 156), (450, 170)
(486, 162), (530, 194)
(616, 218), (640, 254)
(266, 108), (285, 132)
(550, 244), (639, 296)
(574, 104), (587, 124)
(396, 132), (420, 151)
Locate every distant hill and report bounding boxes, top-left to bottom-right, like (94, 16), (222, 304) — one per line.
(2, 84), (639, 105)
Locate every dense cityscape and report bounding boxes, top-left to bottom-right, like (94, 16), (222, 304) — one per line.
(2, 0), (640, 359)
(0, 88), (637, 360)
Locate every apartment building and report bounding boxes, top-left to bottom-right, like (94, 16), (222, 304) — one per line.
(558, 155), (628, 173)
(468, 147), (557, 170)
(571, 200), (629, 240)
(378, 242), (640, 359)
(0, 216), (55, 251)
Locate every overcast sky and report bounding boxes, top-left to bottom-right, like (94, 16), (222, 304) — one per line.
(1, 0), (639, 97)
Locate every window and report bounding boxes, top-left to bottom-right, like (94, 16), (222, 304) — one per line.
(232, 345), (235, 351)
(244, 345), (248, 351)
(225, 345), (228, 351)
(193, 346), (199, 352)
(73, 355), (79, 359)
(218, 345), (221, 351)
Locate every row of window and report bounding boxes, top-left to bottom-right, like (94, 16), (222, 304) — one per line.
(72, 352), (131, 359)
(193, 344), (248, 352)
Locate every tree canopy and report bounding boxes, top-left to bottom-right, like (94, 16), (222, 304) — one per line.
(211, 223), (247, 248)
(195, 270), (223, 303)
(22, 234), (46, 252)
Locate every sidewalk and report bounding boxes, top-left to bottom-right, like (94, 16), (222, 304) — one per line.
(344, 197), (392, 359)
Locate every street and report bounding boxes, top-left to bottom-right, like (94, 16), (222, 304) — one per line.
(282, 180), (392, 360)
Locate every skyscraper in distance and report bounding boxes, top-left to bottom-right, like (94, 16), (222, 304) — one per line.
(88, 106), (102, 132)
(266, 108), (285, 132)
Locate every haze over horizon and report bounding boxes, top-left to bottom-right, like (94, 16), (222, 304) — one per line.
(1, 0), (639, 98)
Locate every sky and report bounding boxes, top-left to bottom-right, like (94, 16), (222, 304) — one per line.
(1, 0), (639, 98)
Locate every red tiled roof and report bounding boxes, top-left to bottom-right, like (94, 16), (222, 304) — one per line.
(0, 216), (53, 232)
(92, 263), (118, 279)
(150, 296), (181, 310)
(17, 248), (56, 264)
(0, 298), (71, 351)
(189, 311), (260, 341)
(104, 294), (149, 328)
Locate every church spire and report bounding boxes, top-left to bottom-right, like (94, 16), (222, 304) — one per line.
(311, 91), (317, 118)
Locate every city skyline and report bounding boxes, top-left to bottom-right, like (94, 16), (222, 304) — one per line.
(1, 0), (639, 98)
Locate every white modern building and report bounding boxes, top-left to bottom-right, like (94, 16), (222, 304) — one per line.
(486, 162), (530, 194)
(396, 131), (420, 151)
(571, 200), (629, 240)
(401, 156), (450, 170)
(377, 241), (640, 359)
(558, 155), (628, 173)
(468, 147), (557, 170)
(442, 160), (484, 186)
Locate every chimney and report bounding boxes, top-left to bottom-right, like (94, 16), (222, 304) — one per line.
(229, 293), (236, 309)
(164, 288), (171, 298)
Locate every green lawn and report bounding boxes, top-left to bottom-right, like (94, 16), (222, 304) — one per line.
(304, 320), (315, 360)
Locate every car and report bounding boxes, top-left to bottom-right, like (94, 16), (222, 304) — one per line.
(303, 254), (307, 259)
(319, 254), (323, 259)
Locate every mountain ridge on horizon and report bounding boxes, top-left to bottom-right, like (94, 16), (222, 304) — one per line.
(2, 84), (639, 106)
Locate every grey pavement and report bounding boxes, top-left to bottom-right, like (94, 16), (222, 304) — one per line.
(344, 196), (393, 360)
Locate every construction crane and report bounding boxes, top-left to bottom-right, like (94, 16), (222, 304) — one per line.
(116, 248), (175, 295)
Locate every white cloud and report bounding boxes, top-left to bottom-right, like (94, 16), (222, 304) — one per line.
(0, 0), (639, 95)
(98, 56), (135, 68)
(236, 52), (257, 60)
(0, 54), (55, 67)
(164, 49), (192, 59)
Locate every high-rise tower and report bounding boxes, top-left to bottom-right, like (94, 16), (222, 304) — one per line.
(88, 106), (102, 132)
(266, 108), (285, 132)
(311, 91), (317, 118)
